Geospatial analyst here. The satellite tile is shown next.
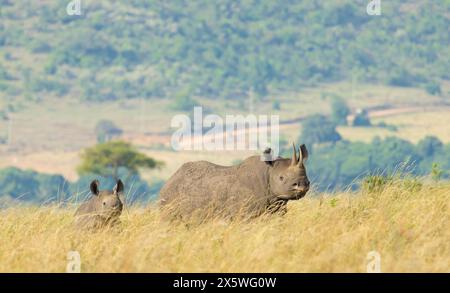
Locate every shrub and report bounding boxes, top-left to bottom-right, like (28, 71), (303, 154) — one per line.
(171, 88), (197, 111)
(272, 100), (281, 110)
(331, 98), (350, 125)
(425, 81), (441, 96)
(352, 110), (371, 126)
(94, 120), (123, 143)
(362, 175), (393, 194)
(299, 114), (341, 147)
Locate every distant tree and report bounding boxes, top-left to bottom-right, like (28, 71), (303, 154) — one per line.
(370, 136), (416, 171)
(0, 65), (13, 80)
(352, 109), (371, 126)
(94, 120), (123, 143)
(172, 88), (197, 111)
(417, 136), (443, 157)
(272, 99), (281, 110)
(386, 68), (414, 87)
(425, 81), (441, 96)
(77, 141), (162, 181)
(0, 110), (8, 121)
(331, 98), (350, 125)
(376, 121), (397, 131)
(0, 167), (39, 201)
(0, 167), (69, 202)
(299, 114), (341, 147)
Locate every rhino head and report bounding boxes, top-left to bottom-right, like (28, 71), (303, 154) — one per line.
(268, 143), (310, 201)
(88, 179), (124, 219)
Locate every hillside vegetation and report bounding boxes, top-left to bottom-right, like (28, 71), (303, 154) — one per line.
(0, 179), (448, 272)
(0, 0), (449, 103)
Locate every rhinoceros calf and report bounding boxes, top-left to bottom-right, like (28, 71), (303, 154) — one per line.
(160, 144), (310, 220)
(74, 179), (124, 230)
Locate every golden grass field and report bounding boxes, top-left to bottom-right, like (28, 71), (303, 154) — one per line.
(0, 179), (448, 273)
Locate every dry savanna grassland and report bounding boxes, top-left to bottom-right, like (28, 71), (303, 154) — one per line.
(0, 179), (448, 272)
(1, 85), (449, 272)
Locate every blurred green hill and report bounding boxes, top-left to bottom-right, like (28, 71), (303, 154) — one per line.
(0, 0), (448, 102)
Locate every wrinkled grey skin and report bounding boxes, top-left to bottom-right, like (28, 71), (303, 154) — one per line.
(160, 144), (309, 220)
(74, 179), (124, 230)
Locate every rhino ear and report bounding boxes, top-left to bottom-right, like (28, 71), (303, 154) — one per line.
(90, 180), (100, 196)
(262, 147), (274, 165)
(299, 144), (309, 163)
(113, 179), (124, 195)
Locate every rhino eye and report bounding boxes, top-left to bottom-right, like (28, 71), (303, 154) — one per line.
(279, 176), (284, 181)
(103, 202), (106, 206)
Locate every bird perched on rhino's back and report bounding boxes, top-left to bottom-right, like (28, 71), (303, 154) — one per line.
(159, 143), (310, 220)
(74, 179), (124, 230)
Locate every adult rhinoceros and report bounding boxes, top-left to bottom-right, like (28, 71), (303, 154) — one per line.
(159, 144), (310, 220)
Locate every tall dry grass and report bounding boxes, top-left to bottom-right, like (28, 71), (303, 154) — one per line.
(0, 180), (448, 272)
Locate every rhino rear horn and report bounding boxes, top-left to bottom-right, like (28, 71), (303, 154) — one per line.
(291, 142), (298, 166)
(298, 144), (309, 166)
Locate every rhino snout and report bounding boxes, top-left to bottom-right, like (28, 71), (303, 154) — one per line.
(294, 185), (309, 194)
(291, 181), (309, 193)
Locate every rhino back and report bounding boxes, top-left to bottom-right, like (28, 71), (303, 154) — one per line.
(160, 161), (232, 202)
(74, 198), (97, 216)
(159, 157), (271, 218)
